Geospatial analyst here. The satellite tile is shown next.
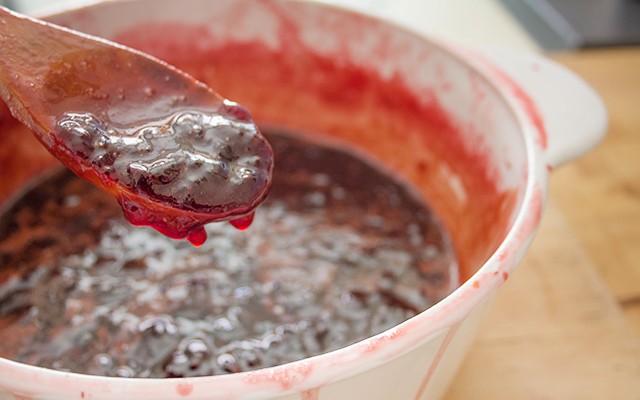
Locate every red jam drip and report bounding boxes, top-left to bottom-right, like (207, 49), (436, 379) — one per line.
(53, 101), (273, 243)
(186, 227), (208, 247)
(228, 212), (255, 231)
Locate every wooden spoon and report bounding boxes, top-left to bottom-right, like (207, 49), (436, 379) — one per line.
(0, 6), (273, 246)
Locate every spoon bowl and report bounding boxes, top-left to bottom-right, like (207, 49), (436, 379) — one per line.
(0, 6), (273, 245)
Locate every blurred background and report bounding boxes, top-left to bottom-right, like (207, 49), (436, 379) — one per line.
(4, 0), (640, 50)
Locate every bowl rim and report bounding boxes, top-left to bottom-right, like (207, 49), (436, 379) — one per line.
(0, 0), (547, 397)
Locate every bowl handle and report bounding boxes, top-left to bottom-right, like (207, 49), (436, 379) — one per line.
(472, 47), (608, 169)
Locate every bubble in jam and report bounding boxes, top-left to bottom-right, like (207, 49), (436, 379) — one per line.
(53, 100), (273, 245)
(0, 131), (459, 378)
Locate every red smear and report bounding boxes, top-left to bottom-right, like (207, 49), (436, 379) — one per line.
(481, 60), (548, 149)
(502, 271), (509, 281)
(414, 322), (462, 400)
(302, 388), (320, 400)
(245, 363), (314, 390)
(502, 74), (547, 149)
(498, 250), (510, 263)
(472, 280), (480, 289)
(519, 184), (544, 240)
(229, 212), (255, 230)
(457, 47), (547, 149)
(176, 382), (194, 396)
(361, 329), (404, 354)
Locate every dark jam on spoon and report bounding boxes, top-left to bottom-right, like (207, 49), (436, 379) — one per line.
(0, 7), (273, 245)
(53, 101), (273, 246)
(0, 130), (459, 378)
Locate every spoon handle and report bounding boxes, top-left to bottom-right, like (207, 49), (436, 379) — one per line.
(0, 6), (64, 142)
(0, 6), (221, 144)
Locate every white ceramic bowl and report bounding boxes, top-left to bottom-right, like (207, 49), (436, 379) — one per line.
(0, 0), (606, 399)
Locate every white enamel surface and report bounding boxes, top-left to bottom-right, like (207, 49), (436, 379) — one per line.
(0, 1), (605, 399)
(474, 47), (608, 168)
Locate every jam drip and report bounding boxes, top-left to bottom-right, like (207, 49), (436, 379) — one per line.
(54, 100), (273, 244)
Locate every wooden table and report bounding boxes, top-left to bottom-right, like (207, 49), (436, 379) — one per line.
(446, 48), (640, 399)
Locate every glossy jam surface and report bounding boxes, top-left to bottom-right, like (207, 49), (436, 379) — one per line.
(0, 131), (458, 378)
(0, 10), (273, 246)
(54, 102), (273, 245)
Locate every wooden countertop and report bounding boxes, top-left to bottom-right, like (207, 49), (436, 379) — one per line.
(446, 48), (640, 399)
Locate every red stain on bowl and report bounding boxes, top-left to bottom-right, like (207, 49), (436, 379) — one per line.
(302, 388), (320, 400)
(519, 183), (544, 240)
(485, 64), (547, 149)
(360, 326), (407, 354)
(244, 363), (314, 390)
(459, 48), (547, 149)
(414, 322), (462, 400)
(176, 382), (193, 396)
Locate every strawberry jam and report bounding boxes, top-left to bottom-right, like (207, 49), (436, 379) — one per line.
(53, 101), (273, 246)
(0, 130), (458, 378)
